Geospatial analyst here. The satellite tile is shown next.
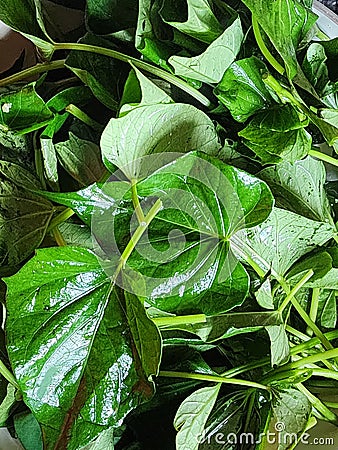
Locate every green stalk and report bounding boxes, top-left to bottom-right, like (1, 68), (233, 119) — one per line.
(311, 369), (338, 382)
(324, 401), (338, 409)
(131, 180), (145, 223)
(54, 42), (212, 108)
(296, 383), (338, 424)
(262, 73), (304, 109)
(0, 360), (20, 390)
(52, 227), (67, 246)
(276, 348), (338, 372)
(65, 104), (102, 131)
(112, 199), (162, 282)
(252, 16), (285, 75)
(278, 269), (314, 313)
(0, 60), (65, 87)
(309, 149), (338, 168)
(152, 314), (206, 328)
(158, 371), (269, 391)
(290, 295), (335, 353)
(47, 207), (75, 232)
(307, 288), (320, 336)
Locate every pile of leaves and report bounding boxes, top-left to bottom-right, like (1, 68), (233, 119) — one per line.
(0, 0), (338, 449)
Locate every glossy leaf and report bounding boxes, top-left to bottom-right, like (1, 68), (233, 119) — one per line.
(169, 16), (243, 83)
(256, 279), (274, 309)
(239, 105), (312, 164)
(174, 384), (221, 450)
(100, 103), (221, 177)
(0, 83), (54, 134)
(215, 56), (273, 122)
(259, 156), (333, 223)
(5, 247), (154, 450)
(0, 161), (54, 275)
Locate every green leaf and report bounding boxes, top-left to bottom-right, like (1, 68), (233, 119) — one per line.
(65, 34), (129, 111)
(0, 161), (54, 275)
(266, 325), (289, 367)
(215, 56), (273, 122)
(0, 83), (54, 134)
(86, 0), (138, 34)
(46, 86), (93, 113)
(55, 132), (106, 186)
(100, 103), (221, 178)
(174, 384), (221, 450)
(242, 0), (317, 86)
(58, 223), (94, 250)
(160, 0), (224, 44)
(0, 0), (54, 58)
(5, 247), (155, 450)
(259, 156), (333, 223)
(0, 383), (17, 426)
(239, 105), (312, 164)
(256, 279), (274, 309)
(125, 292), (162, 380)
(120, 66), (173, 116)
(169, 16), (243, 83)
(14, 412), (43, 450)
(232, 207), (335, 279)
(271, 387), (312, 450)
(317, 290), (337, 329)
(286, 250), (333, 285)
(302, 43), (329, 94)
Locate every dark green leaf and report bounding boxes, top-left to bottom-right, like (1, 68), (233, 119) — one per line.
(302, 42), (329, 94)
(0, 83), (54, 134)
(239, 105), (312, 164)
(86, 0), (138, 34)
(58, 223), (94, 249)
(0, 161), (54, 275)
(5, 247), (154, 450)
(14, 412), (43, 450)
(160, 0), (224, 44)
(55, 132), (106, 186)
(65, 33), (129, 110)
(215, 56), (273, 122)
(46, 86), (93, 113)
(169, 16), (243, 84)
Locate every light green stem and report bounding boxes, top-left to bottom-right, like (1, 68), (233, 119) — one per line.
(296, 383), (338, 424)
(153, 314), (207, 328)
(65, 104), (102, 131)
(112, 199), (162, 282)
(131, 180), (145, 223)
(277, 348), (338, 372)
(252, 16), (285, 75)
(47, 207), (75, 232)
(307, 288), (320, 336)
(51, 227), (67, 246)
(0, 60), (65, 87)
(158, 371), (269, 391)
(0, 360), (19, 390)
(278, 269), (314, 313)
(54, 42), (212, 108)
(311, 369), (338, 382)
(309, 149), (338, 168)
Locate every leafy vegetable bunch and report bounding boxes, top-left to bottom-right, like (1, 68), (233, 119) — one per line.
(0, 0), (338, 449)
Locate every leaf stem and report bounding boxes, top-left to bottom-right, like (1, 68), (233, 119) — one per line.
(54, 42), (212, 108)
(112, 199), (162, 282)
(0, 60), (65, 87)
(131, 180), (145, 223)
(51, 227), (67, 246)
(0, 360), (20, 390)
(47, 207), (75, 232)
(158, 371), (269, 391)
(252, 16), (285, 75)
(65, 104), (102, 131)
(307, 288), (320, 336)
(278, 269), (314, 314)
(277, 348), (338, 372)
(296, 382), (338, 424)
(309, 149), (338, 168)
(152, 314), (207, 328)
